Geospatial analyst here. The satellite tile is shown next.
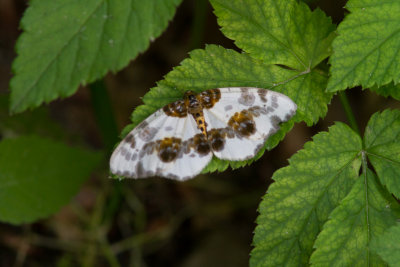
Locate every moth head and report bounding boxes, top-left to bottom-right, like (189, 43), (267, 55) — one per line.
(183, 90), (196, 101)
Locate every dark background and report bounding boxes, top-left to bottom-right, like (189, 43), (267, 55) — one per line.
(0, 0), (397, 266)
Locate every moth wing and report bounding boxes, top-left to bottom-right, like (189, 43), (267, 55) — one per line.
(203, 87), (297, 161)
(110, 109), (212, 180)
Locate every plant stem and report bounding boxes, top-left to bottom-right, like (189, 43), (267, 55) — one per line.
(89, 80), (123, 265)
(89, 80), (119, 152)
(339, 91), (360, 135)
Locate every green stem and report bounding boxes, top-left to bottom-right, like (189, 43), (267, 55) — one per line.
(89, 80), (119, 152)
(89, 80), (123, 262)
(89, 79), (123, 218)
(339, 91), (360, 135)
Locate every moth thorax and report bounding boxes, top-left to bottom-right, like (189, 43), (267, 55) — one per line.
(184, 93), (202, 114)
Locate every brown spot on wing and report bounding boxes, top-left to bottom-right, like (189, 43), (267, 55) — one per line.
(199, 89), (221, 109)
(191, 134), (211, 155)
(157, 137), (182, 163)
(208, 128), (226, 151)
(163, 100), (187, 117)
(228, 110), (256, 137)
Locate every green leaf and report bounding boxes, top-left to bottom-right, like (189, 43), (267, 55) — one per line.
(125, 45), (332, 174)
(327, 0), (400, 92)
(251, 123), (362, 266)
(364, 109), (400, 198)
(0, 136), (102, 224)
(310, 169), (400, 266)
(370, 223), (400, 267)
(369, 82), (400, 101)
(210, 0), (336, 70)
(252, 109), (400, 266)
(10, 0), (182, 113)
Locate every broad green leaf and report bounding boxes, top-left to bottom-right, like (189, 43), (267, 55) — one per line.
(370, 223), (400, 266)
(370, 82), (400, 101)
(251, 123), (362, 267)
(0, 136), (102, 224)
(327, 0), (400, 92)
(364, 109), (400, 198)
(252, 109), (400, 266)
(10, 0), (182, 113)
(310, 169), (400, 266)
(211, 0), (336, 70)
(122, 45), (331, 174)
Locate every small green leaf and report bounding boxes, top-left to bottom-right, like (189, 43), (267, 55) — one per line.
(0, 136), (102, 224)
(370, 223), (400, 267)
(126, 45), (332, 173)
(327, 0), (400, 92)
(251, 123), (362, 266)
(211, 0), (335, 70)
(364, 109), (400, 198)
(10, 0), (182, 113)
(310, 169), (400, 266)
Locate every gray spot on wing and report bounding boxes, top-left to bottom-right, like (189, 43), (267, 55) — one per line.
(137, 120), (148, 129)
(224, 105), (233, 111)
(271, 95), (279, 108)
(253, 143), (264, 155)
(139, 127), (158, 142)
(267, 106), (275, 113)
(258, 89), (268, 103)
(124, 134), (136, 148)
(136, 162), (154, 177)
(165, 126), (173, 131)
(285, 109), (296, 120)
(267, 115), (281, 137)
(238, 91), (255, 106)
(249, 106), (268, 116)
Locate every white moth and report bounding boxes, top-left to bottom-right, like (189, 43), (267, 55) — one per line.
(110, 87), (296, 180)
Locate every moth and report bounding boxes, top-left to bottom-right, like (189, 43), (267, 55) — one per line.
(110, 87), (297, 180)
